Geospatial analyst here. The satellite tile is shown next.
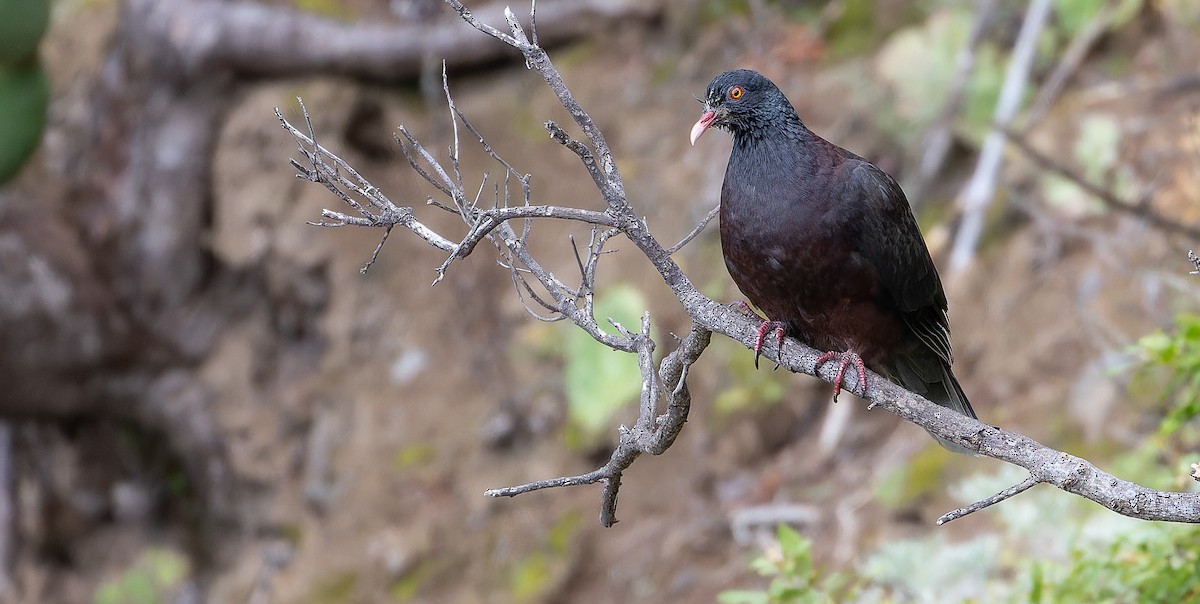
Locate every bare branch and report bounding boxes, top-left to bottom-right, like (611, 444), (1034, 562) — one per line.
(545, 121), (604, 187)
(937, 475), (1040, 525)
(448, 0), (627, 207)
(667, 205), (720, 255)
(436, 205), (621, 279)
(487, 323), (711, 526)
(275, 104), (455, 262)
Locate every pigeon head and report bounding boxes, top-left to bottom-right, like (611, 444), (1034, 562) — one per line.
(689, 69), (799, 146)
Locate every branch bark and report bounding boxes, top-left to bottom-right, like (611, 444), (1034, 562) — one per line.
(281, 0), (1200, 527)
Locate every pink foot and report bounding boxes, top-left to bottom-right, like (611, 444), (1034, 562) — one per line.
(814, 351), (867, 402)
(752, 320), (786, 369)
(731, 302), (785, 369)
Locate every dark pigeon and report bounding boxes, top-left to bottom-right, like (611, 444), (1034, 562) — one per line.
(690, 69), (976, 452)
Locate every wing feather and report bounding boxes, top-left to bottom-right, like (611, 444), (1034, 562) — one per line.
(847, 162), (954, 365)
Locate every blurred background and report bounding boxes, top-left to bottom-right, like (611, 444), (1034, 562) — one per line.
(1, 0), (1199, 602)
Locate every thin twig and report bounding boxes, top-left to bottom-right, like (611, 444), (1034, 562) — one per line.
(276, 104), (455, 258)
(529, 0), (539, 48)
(937, 475), (1040, 525)
(362, 226), (392, 274)
(435, 204), (621, 279)
(666, 205), (720, 255)
(545, 121), (605, 189)
(449, 0), (626, 205)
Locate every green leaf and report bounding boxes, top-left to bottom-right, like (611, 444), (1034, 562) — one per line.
(0, 62), (48, 183)
(776, 525), (807, 562)
(1028, 561), (1044, 603)
(0, 0), (49, 64)
(748, 555), (776, 577)
(509, 552), (550, 601)
(563, 284), (647, 436)
(145, 550), (187, 588)
(1136, 332), (1173, 356)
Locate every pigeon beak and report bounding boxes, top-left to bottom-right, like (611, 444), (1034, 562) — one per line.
(690, 110), (718, 146)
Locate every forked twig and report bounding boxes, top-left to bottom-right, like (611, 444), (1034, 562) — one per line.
(486, 321), (711, 527)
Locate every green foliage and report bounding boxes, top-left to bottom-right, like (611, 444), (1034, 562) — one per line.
(393, 442), (436, 470)
(94, 548), (189, 604)
(823, 0), (882, 58)
(871, 0), (1145, 154)
(699, 0), (753, 22)
(724, 462), (1200, 603)
(1027, 524), (1200, 604)
(0, 0), (49, 185)
(563, 284), (648, 438)
(824, 0), (928, 58)
(719, 525), (849, 604)
(0, 0), (49, 64)
(1135, 313), (1200, 437)
(388, 561), (432, 602)
(861, 533), (1001, 602)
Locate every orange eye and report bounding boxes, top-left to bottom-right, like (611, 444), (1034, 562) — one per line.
(729, 86), (743, 100)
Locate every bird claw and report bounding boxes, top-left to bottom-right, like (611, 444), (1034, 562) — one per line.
(730, 301), (786, 369)
(814, 351), (867, 402)
(752, 320), (786, 369)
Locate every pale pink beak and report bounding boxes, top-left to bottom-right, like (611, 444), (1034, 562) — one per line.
(690, 110), (717, 146)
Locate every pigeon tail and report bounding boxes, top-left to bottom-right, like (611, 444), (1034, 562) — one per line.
(883, 353), (977, 455)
